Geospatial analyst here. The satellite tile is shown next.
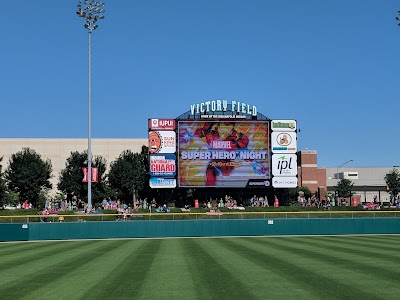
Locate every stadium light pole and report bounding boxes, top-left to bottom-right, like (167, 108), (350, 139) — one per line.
(76, 0), (105, 211)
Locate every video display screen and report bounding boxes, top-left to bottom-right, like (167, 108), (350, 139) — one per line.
(177, 121), (271, 187)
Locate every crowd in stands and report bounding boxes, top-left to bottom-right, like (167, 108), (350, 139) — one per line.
(249, 195), (269, 207)
(102, 197), (120, 210)
(37, 196), (87, 213)
(297, 194), (332, 209)
(296, 194), (361, 209)
(155, 204), (170, 213)
(362, 195), (382, 210)
(15, 191), (400, 223)
(295, 194), (399, 210)
(198, 195), (244, 210)
(116, 206), (134, 221)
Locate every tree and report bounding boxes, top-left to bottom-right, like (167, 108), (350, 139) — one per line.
(336, 178), (354, 200)
(288, 186), (312, 202)
(0, 156), (6, 202)
(138, 145), (150, 198)
(58, 151), (107, 206)
(384, 168), (400, 203)
(4, 148), (52, 208)
(4, 191), (19, 206)
(108, 146), (149, 204)
(0, 178), (6, 202)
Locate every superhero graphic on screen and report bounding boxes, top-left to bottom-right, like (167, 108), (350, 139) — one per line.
(193, 122), (249, 185)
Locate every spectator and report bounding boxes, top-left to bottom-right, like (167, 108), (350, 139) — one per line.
(264, 196), (269, 207)
(23, 200), (30, 209)
(151, 198), (157, 208)
(162, 204), (169, 212)
(40, 208), (49, 222)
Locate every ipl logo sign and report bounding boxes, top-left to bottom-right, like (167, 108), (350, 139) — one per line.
(272, 154), (297, 177)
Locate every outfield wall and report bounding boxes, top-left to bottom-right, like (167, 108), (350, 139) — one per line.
(1, 218), (400, 242)
(0, 224), (29, 241)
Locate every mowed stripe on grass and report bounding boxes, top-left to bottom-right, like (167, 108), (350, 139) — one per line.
(0, 235), (399, 300)
(23, 239), (149, 300)
(1, 240), (133, 299)
(241, 237), (398, 299)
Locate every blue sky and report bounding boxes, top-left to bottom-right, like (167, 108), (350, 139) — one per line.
(1, 0), (400, 168)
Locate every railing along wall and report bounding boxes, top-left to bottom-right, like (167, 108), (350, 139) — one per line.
(0, 210), (399, 223)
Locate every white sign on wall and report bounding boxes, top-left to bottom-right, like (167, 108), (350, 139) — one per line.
(271, 132), (297, 153)
(149, 177), (177, 188)
(272, 177), (298, 188)
(271, 120), (297, 132)
(272, 154), (298, 177)
(148, 131), (176, 154)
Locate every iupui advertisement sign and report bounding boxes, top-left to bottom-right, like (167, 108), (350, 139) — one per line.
(148, 119), (176, 130)
(148, 131), (176, 154)
(149, 177), (177, 188)
(82, 167), (99, 182)
(149, 154), (176, 177)
(271, 131), (297, 153)
(272, 154), (298, 177)
(177, 121), (271, 188)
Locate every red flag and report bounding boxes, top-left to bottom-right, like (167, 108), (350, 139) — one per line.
(82, 167), (99, 182)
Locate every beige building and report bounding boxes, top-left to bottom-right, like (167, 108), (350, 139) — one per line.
(0, 138), (147, 195)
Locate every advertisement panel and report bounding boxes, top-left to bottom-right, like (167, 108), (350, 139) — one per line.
(148, 119), (176, 130)
(271, 131), (297, 153)
(270, 120), (296, 132)
(149, 154), (176, 177)
(177, 121), (271, 187)
(272, 154), (298, 177)
(272, 177), (298, 188)
(149, 177), (177, 188)
(82, 167), (99, 182)
(148, 131), (176, 154)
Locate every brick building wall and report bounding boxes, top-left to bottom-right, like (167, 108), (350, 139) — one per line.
(298, 150), (326, 195)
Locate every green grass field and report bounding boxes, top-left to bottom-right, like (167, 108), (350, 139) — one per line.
(1, 235), (399, 300)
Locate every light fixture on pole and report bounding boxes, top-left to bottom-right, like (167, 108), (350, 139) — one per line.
(336, 159), (353, 205)
(336, 159), (353, 181)
(76, 0), (105, 210)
